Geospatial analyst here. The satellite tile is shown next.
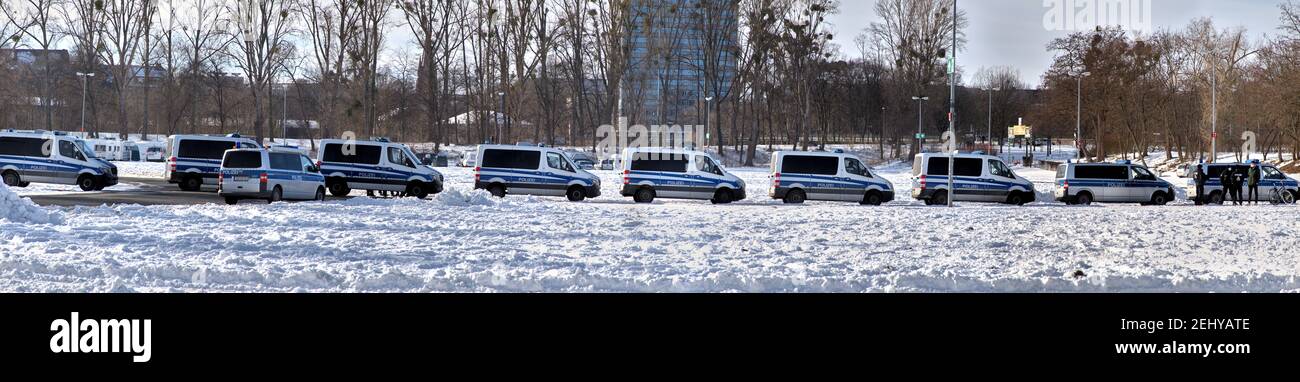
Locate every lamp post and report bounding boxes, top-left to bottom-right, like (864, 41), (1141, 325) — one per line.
(497, 91), (506, 143)
(1210, 69), (1217, 163)
(76, 72), (95, 134)
(985, 87), (999, 154)
(947, 0), (957, 208)
(912, 96), (929, 155)
(1074, 71), (1090, 160)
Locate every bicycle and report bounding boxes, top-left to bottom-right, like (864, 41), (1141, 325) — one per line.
(1269, 187), (1296, 205)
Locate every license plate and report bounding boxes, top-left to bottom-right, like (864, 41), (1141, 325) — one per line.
(233, 176), (249, 182)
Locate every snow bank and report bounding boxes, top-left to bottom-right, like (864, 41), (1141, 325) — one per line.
(0, 183), (63, 224)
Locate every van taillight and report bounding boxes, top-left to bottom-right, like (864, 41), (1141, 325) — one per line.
(919, 174), (926, 190)
(773, 173), (781, 187)
(623, 170), (630, 184)
(259, 173), (268, 184)
(1063, 181), (1069, 191)
(217, 172), (223, 185)
(168, 156), (177, 172)
(474, 166), (480, 182)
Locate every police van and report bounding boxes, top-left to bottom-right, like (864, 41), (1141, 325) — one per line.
(166, 134), (261, 191)
(620, 147), (746, 204)
(1053, 161), (1175, 205)
(1185, 162), (1299, 205)
(769, 150), (894, 205)
(473, 144), (601, 201)
(911, 152), (1035, 205)
(218, 147), (326, 204)
(318, 138), (445, 198)
(1, 130), (118, 191)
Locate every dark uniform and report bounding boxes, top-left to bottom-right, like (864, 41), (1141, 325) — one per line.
(1220, 167), (1238, 205)
(1194, 164), (1207, 205)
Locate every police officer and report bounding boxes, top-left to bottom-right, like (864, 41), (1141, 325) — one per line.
(1248, 162), (1261, 204)
(1220, 166), (1238, 205)
(1194, 162), (1208, 205)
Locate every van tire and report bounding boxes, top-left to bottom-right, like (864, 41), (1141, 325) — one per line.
(711, 189), (734, 204)
(1207, 191), (1224, 205)
(566, 186), (586, 202)
(1150, 192), (1170, 206)
(783, 189), (807, 204)
(633, 187), (655, 203)
(406, 182), (429, 199)
(77, 175), (97, 191)
(1075, 191), (1093, 206)
(930, 190), (949, 206)
(327, 179), (350, 196)
(224, 197), (239, 205)
(179, 175), (202, 191)
(1291, 190), (1300, 204)
(268, 186), (283, 203)
(1, 171), (20, 187)
(862, 191), (883, 206)
(488, 184), (506, 198)
(1006, 192), (1027, 205)
(315, 187), (327, 201)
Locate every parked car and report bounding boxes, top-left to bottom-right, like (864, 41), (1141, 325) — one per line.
(1, 130), (118, 191)
(1054, 161), (1174, 205)
(218, 147), (326, 204)
(317, 138), (444, 199)
(620, 147), (746, 204)
(769, 150), (894, 205)
(911, 152), (1035, 205)
(165, 134), (261, 191)
(474, 144), (601, 201)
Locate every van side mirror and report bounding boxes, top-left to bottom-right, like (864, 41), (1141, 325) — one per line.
(308, 165), (320, 173)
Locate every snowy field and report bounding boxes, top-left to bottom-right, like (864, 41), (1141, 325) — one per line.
(4, 158), (1300, 293)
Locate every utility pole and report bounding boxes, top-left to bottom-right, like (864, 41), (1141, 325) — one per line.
(1075, 71), (1090, 160)
(913, 96), (929, 155)
(946, 0), (957, 208)
(1210, 69), (1217, 163)
(986, 87), (999, 154)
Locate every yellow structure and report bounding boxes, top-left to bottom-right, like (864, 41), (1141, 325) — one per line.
(1007, 118), (1031, 139)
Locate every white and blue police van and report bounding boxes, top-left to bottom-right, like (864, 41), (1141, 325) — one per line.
(1185, 161), (1299, 205)
(473, 144), (601, 201)
(769, 150), (894, 205)
(317, 138), (444, 199)
(1, 130), (118, 191)
(165, 134), (261, 191)
(910, 152), (1035, 205)
(620, 147), (746, 204)
(1053, 161), (1174, 205)
(218, 146), (326, 204)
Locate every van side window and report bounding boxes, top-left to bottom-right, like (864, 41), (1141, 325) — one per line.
(0, 137), (51, 157)
(323, 143), (382, 165)
(1263, 166), (1285, 179)
(546, 152), (574, 172)
(1131, 167), (1156, 180)
(59, 140), (84, 160)
(630, 156), (689, 173)
(270, 153), (300, 171)
(482, 149), (541, 169)
(782, 155), (837, 175)
(696, 156), (722, 175)
(989, 160), (1014, 178)
(388, 147), (412, 167)
(300, 156), (317, 172)
(845, 158), (870, 177)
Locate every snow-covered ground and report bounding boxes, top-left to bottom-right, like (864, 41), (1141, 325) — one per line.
(4, 162), (1300, 293)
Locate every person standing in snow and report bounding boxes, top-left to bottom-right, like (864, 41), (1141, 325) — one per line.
(1247, 162), (1261, 204)
(1194, 163), (1208, 205)
(1220, 167), (1238, 205)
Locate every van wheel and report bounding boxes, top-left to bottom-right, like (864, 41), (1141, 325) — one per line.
(1, 171), (20, 187)
(1075, 191), (1093, 206)
(268, 186), (283, 203)
(488, 184), (506, 198)
(566, 186), (586, 202)
(1290, 191), (1300, 204)
(862, 191), (883, 206)
(77, 175), (98, 191)
(327, 179), (351, 197)
(180, 176), (202, 191)
(315, 187), (326, 201)
(224, 197), (239, 205)
(406, 183), (429, 199)
(1207, 191), (1224, 205)
(1006, 192), (1027, 205)
(633, 187), (655, 203)
(931, 190), (949, 206)
(711, 189), (734, 204)
(783, 189), (807, 204)
(1150, 192), (1169, 206)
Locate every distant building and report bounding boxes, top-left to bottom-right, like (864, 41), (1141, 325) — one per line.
(626, 0), (738, 125)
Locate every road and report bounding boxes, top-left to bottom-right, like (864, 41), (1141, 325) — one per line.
(26, 177), (349, 207)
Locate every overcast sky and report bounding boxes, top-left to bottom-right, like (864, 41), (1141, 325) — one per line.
(829, 0), (1290, 87)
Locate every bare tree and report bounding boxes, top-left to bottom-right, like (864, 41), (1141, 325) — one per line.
(57, 0), (106, 136)
(303, 0), (358, 142)
(228, 0), (297, 142)
(4, 0), (63, 131)
(355, 0), (393, 137)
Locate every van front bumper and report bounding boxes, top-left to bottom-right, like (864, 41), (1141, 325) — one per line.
(585, 185), (602, 198)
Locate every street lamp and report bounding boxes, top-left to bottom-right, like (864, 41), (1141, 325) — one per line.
(1210, 69), (1217, 163)
(912, 96), (929, 155)
(1073, 71), (1090, 160)
(76, 72), (95, 134)
(497, 91), (506, 143)
(985, 87), (1000, 154)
